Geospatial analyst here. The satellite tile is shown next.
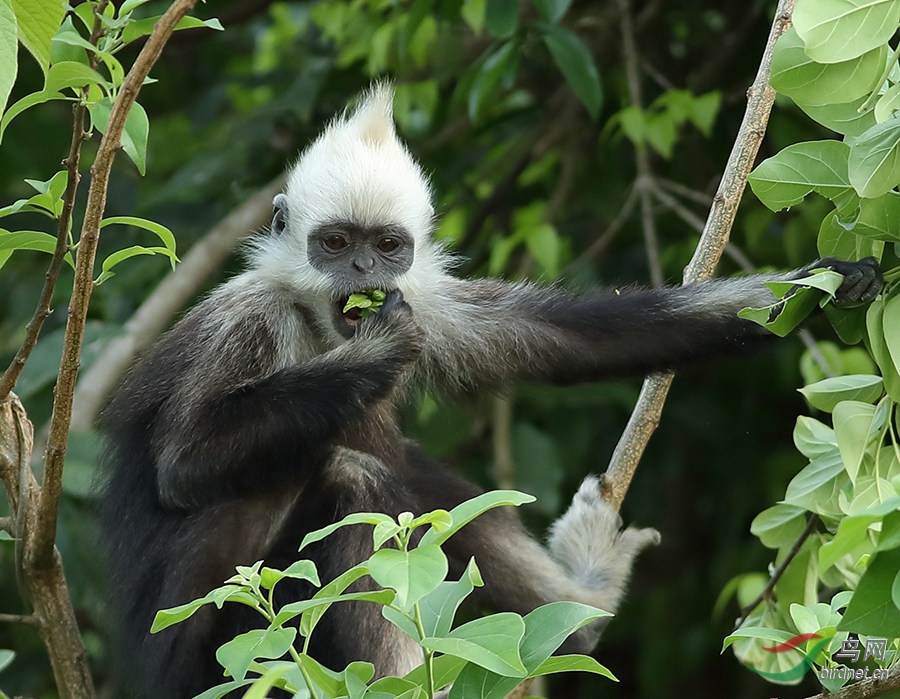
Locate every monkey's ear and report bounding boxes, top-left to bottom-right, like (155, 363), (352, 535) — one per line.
(272, 193), (288, 234)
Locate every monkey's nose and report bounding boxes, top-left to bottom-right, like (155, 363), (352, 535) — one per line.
(353, 256), (375, 273)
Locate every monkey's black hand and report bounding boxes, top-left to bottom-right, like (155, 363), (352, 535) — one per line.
(805, 257), (883, 307)
(355, 289), (425, 364)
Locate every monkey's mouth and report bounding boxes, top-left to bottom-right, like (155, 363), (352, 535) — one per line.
(336, 295), (363, 327)
(332, 290), (390, 338)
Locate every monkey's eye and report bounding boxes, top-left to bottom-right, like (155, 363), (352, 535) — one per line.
(377, 236), (400, 253)
(322, 234), (349, 252)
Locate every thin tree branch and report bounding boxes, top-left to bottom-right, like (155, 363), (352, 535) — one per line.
(69, 174), (286, 430)
(734, 514), (819, 630)
(601, 0), (797, 510)
(0, 613), (37, 625)
(34, 0), (199, 569)
(804, 667), (900, 699)
(492, 396), (515, 490)
(563, 185), (639, 274)
(658, 177), (715, 206)
(0, 4), (110, 402)
(617, 0), (663, 288)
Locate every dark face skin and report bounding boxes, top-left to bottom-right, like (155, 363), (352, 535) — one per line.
(271, 195), (415, 338)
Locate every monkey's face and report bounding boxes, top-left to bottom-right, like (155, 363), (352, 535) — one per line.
(304, 221), (414, 337)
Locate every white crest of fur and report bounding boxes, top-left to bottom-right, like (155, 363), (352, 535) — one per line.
(250, 83), (446, 296)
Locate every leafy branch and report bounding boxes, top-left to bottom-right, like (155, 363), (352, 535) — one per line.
(600, 0), (798, 510)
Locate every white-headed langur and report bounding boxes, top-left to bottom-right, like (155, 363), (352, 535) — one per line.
(99, 84), (883, 698)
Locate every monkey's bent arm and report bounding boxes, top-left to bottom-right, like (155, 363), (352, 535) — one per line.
(411, 273), (782, 391)
(106, 303), (415, 511)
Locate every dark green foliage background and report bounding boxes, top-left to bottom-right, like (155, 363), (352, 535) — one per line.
(0, 0), (863, 696)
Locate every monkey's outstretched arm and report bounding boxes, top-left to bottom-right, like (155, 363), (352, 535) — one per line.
(413, 258), (881, 391)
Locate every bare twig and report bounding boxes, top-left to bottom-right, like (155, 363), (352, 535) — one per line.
(601, 0), (797, 510)
(492, 396), (515, 490)
(734, 514), (819, 630)
(617, 0), (663, 288)
(563, 185), (639, 274)
(0, 613), (37, 625)
(0, 5), (110, 402)
(69, 174), (286, 430)
(34, 0), (199, 569)
(804, 667), (900, 699)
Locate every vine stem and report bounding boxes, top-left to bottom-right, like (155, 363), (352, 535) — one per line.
(601, 0), (798, 510)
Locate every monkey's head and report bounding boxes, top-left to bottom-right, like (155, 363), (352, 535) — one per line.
(250, 83), (444, 338)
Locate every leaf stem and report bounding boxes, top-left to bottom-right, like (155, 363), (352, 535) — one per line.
(413, 603), (435, 699)
(288, 647), (321, 699)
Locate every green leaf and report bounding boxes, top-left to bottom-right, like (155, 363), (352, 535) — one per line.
(832, 398), (886, 484)
(367, 544), (448, 610)
(867, 297), (900, 400)
(838, 547), (900, 635)
(193, 679), (256, 699)
(524, 223), (560, 278)
(748, 140), (856, 213)
(423, 613), (527, 677)
(297, 564), (372, 637)
(769, 28), (885, 104)
(11, 0), (65, 73)
(794, 96), (877, 138)
(121, 14), (224, 46)
(799, 375), (884, 412)
(878, 510), (900, 550)
(849, 117), (900, 197)
(414, 558), (483, 637)
(89, 97), (150, 175)
(44, 60), (106, 94)
(274, 589), (395, 628)
(882, 293), (900, 389)
(529, 654), (616, 680)
(875, 82), (900, 123)
(101, 216), (178, 257)
(784, 451), (848, 515)
(0, 649), (14, 672)
(468, 41), (516, 120)
(484, 0), (517, 38)
(0, 0), (16, 122)
(793, 0), (900, 64)
(420, 490), (535, 547)
(518, 602), (610, 670)
(722, 626), (796, 652)
(0, 88), (60, 143)
(794, 416), (838, 460)
(530, 0), (571, 22)
(851, 193), (900, 242)
(0, 230), (73, 268)
(215, 628), (296, 682)
(259, 560), (320, 591)
(96, 245), (178, 284)
(240, 663), (292, 699)
(750, 504), (807, 549)
(820, 499), (900, 571)
(299, 512), (395, 552)
(541, 23), (602, 118)
(402, 654), (468, 692)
